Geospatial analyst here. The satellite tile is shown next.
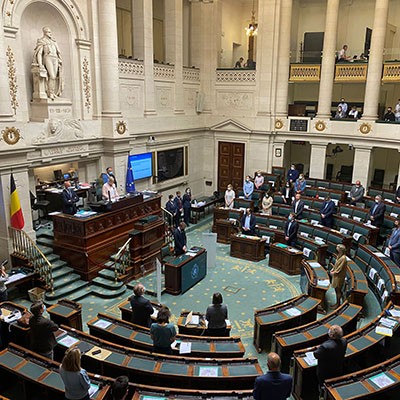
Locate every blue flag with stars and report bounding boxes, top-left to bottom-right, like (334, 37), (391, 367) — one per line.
(126, 157), (136, 193)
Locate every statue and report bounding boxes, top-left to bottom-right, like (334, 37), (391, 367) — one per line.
(32, 27), (64, 100)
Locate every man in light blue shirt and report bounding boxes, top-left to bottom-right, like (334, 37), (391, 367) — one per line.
(243, 176), (254, 200)
(388, 218), (400, 266)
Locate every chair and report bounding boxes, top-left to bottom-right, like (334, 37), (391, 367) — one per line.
(30, 191), (49, 227)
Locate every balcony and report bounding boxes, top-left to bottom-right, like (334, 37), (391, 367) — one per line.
(289, 64), (320, 82)
(334, 63), (368, 82)
(382, 62), (400, 82)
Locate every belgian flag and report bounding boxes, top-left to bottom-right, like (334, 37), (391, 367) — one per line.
(10, 174), (25, 229)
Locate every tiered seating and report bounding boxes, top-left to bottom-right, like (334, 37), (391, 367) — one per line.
(88, 313), (245, 358)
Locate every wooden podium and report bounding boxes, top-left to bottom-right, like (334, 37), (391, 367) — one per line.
(216, 219), (240, 244)
(269, 243), (303, 275)
(230, 234), (266, 262)
(53, 194), (162, 281)
(47, 299), (83, 330)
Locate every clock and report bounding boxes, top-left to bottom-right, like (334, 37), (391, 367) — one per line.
(359, 123), (371, 134)
(116, 121), (127, 135)
(275, 119), (284, 130)
(2, 126), (21, 145)
(315, 120), (326, 132)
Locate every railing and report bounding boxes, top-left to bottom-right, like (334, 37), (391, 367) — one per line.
(216, 69), (256, 84)
(161, 207), (174, 246)
(289, 64), (321, 82)
(183, 67), (200, 82)
(334, 63), (368, 82)
(382, 62), (400, 82)
(112, 237), (131, 281)
(9, 227), (54, 294)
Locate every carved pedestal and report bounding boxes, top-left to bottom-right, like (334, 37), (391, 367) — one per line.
(30, 97), (73, 122)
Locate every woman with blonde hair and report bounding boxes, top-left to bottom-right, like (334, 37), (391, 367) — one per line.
(224, 184), (235, 209)
(330, 244), (348, 309)
(261, 192), (273, 215)
(59, 347), (91, 400)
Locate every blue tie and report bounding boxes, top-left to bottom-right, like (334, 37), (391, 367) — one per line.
(372, 204), (378, 215)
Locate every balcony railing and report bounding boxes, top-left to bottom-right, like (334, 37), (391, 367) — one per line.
(289, 64), (320, 82)
(382, 62), (400, 82)
(334, 63), (368, 82)
(216, 69), (256, 84)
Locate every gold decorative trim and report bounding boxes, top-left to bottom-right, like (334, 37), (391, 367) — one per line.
(116, 121), (127, 135)
(315, 120), (326, 132)
(2, 126), (21, 145)
(359, 123), (371, 135)
(6, 46), (18, 114)
(275, 119), (284, 130)
(82, 57), (91, 113)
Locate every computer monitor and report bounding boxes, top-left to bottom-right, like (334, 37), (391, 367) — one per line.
(63, 173), (71, 180)
(53, 169), (62, 180)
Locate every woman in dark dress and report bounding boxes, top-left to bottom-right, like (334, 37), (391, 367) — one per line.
(205, 292), (229, 337)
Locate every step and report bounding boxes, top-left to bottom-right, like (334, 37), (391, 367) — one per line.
(37, 230), (54, 240)
(52, 266), (74, 280)
(45, 280), (89, 301)
(36, 237), (54, 248)
(98, 268), (117, 280)
(46, 253), (60, 263)
(104, 260), (114, 268)
(91, 285), (127, 299)
(51, 259), (69, 271)
(53, 273), (81, 290)
(68, 286), (94, 302)
(37, 245), (53, 256)
(92, 276), (124, 290)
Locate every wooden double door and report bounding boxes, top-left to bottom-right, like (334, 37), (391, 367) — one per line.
(218, 142), (245, 193)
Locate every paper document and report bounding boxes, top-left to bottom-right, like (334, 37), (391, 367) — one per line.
(380, 317), (397, 329)
(353, 216), (361, 222)
(92, 319), (112, 329)
(389, 309), (400, 318)
(225, 319), (231, 326)
(353, 232), (361, 241)
(57, 334), (79, 348)
(269, 225), (278, 230)
(373, 252), (386, 258)
(317, 279), (330, 287)
(369, 372), (395, 389)
(198, 366), (218, 377)
(5, 273), (26, 284)
(179, 342), (192, 354)
(390, 212), (398, 218)
(303, 248), (311, 257)
(309, 262), (321, 268)
(151, 308), (159, 319)
(341, 213), (349, 218)
(300, 232), (309, 237)
(339, 228), (348, 235)
(368, 268), (377, 280)
(384, 247), (391, 257)
(304, 351), (317, 366)
(375, 326), (393, 337)
(284, 307), (301, 317)
(191, 315), (200, 325)
(89, 384), (99, 397)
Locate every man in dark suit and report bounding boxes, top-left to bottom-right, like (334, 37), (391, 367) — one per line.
(320, 195), (336, 228)
(165, 194), (177, 227)
(368, 195), (386, 227)
(61, 180), (79, 215)
(388, 218), (400, 266)
(292, 193), (304, 220)
(314, 325), (347, 386)
(253, 352), (293, 400)
(241, 208), (256, 235)
(284, 213), (298, 247)
(174, 222), (187, 256)
(129, 283), (153, 328)
(29, 301), (59, 359)
(174, 191), (183, 227)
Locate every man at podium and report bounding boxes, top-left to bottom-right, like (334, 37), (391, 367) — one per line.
(174, 222), (187, 256)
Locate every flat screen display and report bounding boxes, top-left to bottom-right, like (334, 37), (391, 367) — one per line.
(129, 152), (153, 180)
(157, 148), (184, 182)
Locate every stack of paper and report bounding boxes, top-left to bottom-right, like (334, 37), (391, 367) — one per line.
(375, 326), (393, 337)
(304, 351), (317, 366)
(284, 307), (301, 317)
(317, 279), (330, 287)
(369, 372), (395, 389)
(380, 317), (397, 329)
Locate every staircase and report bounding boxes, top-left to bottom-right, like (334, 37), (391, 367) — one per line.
(36, 230), (127, 305)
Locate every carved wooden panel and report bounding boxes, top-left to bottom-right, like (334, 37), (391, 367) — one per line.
(218, 142), (245, 193)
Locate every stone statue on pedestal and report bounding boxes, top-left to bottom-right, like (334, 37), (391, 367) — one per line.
(31, 27), (64, 100)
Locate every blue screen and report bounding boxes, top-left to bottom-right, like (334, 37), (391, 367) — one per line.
(129, 152), (153, 180)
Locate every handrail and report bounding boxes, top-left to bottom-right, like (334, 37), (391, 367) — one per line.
(113, 237), (131, 281)
(161, 207), (172, 218)
(9, 227), (54, 294)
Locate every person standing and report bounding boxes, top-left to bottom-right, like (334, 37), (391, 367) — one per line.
(320, 195), (335, 228)
(129, 283), (153, 328)
(287, 164), (299, 184)
(241, 208), (256, 235)
(284, 213), (298, 247)
(338, 97), (348, 114)
(292, 193), (305, 220)
(348, 105), (359, 119)
(106, 167), (118, 187)
(294, 174), (306, 194)
(253, 352), (293, 400)
(254, 171), (265, 190)
(368, 195), (386, 228)
(388, 218), (400, 266)
(29, 301), (59, 359)
(206, 292), (228, 337)
(165, 194), (177, 227)
(395, 185), (400, 204)
(150, 306), (176, 355)
(243, 176), (254, 200)
(261, 192), (273, 215)
(395, 99), (400, 122)
(61, 180), (79, 215)
(348, 181), (364, 205)
(59, 347), (91, 400)
(384, 107), (396, 122)
(330, 244), (348, 309)
(173, 222), (187, 256)
(182, 188), (192, 226)
(102, 176), (119, 201)
(314, 325), (347, 387)
(224, 184), (235, 209)
(282, 182), (294, 206)
(0, 262), (8, 302)
(174, 191), (183, 227)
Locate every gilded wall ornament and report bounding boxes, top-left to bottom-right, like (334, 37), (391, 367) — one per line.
(2, 126), (21, 145)
(315, 120), (326, 132)
(275, 119), (283, 130)
(82, 57), (91, 112)
(359, 123), (371, 134)
(6, 46), (18, 114)
(116, 121), (127, 135)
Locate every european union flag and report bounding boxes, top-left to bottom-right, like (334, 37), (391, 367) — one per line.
(126, 158), (136, 193)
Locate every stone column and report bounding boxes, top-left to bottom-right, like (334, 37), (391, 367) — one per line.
(309, 143), (327, 179)
(165, 0), (184, 114)
(362, 0), (389, 120)
(275, 0), (293, 117)
(0, 31), (14, 121)
(316, 0), (340, 118)
(132, 0), (144, 60)
(98, 0), (121, 117)
(352, 147), (372, 186)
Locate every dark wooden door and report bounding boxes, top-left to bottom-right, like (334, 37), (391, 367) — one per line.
(218, 142), (245, 193)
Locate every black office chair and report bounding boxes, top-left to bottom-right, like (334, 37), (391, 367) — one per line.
(30, 191), (50, 228)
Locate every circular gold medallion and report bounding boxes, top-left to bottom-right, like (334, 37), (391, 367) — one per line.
(315, 120), (326, 132)
(359, 123), (371, 135)
(116, 121), (127, 135)
(275, 119), (283, 130)
(2, 126), (21, 145)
